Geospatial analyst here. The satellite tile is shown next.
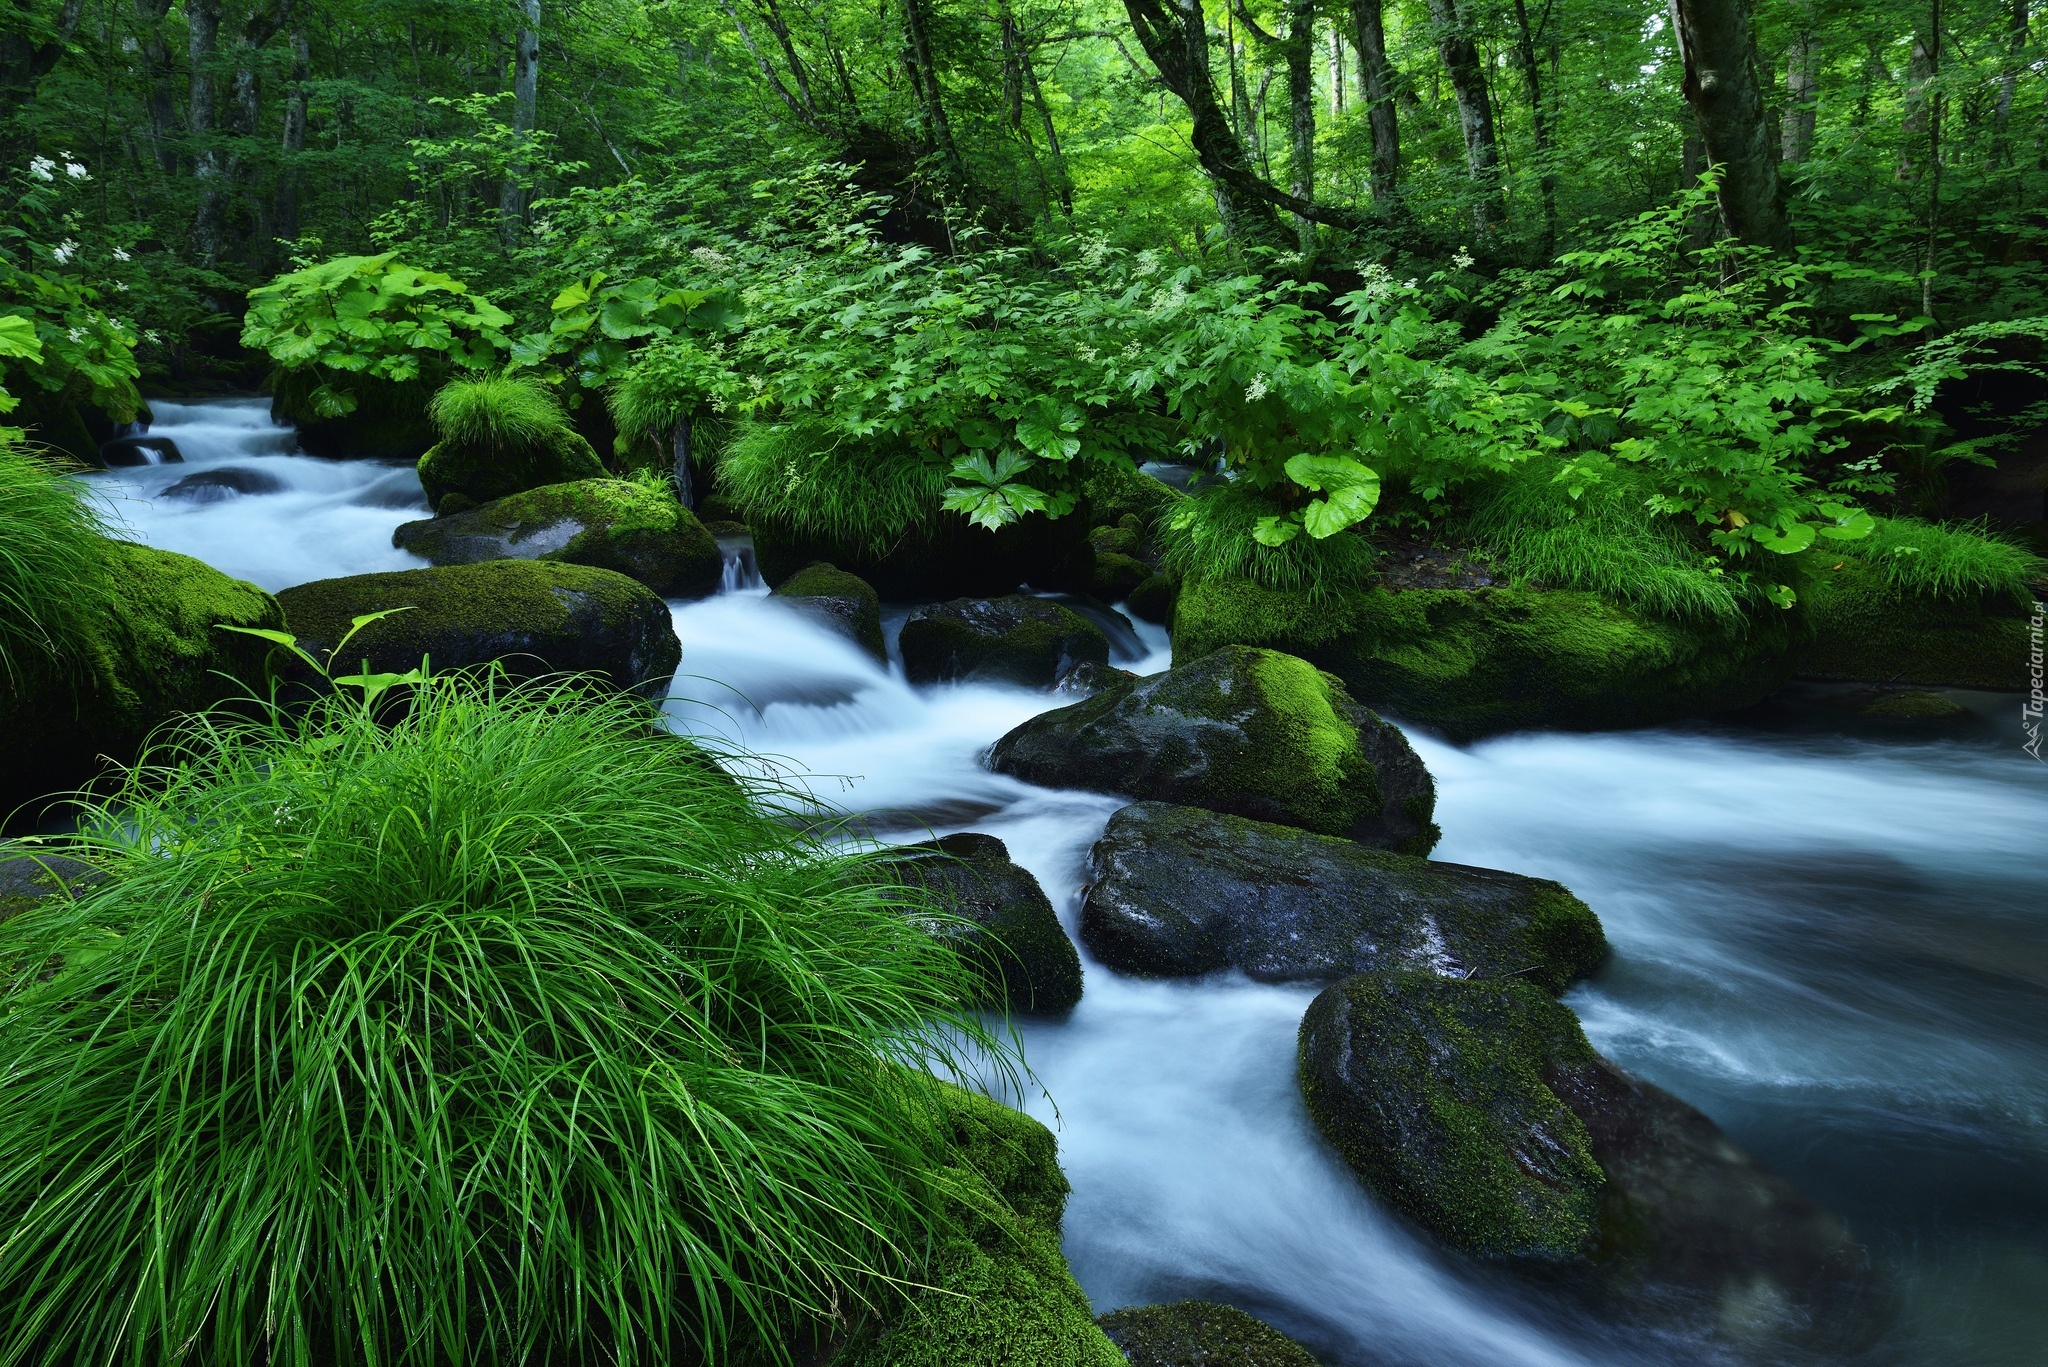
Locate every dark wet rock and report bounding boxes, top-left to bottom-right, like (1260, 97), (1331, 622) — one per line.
(991, 646), (1438, 853)
(1096, 1301), (1321, 1367)
(753, 507), (1094, 602)
(884, 832), (1083, 1014)
(901, 596), (1111, 689)
(276, 559), (680, 699)
(1054, 660), (1139, 699)
(393, 479), (721, 598)
(1092, 550), (1154, 604)
(1299, 972), (1881, 1356)
(1083, 803), (1604, 991)
(0, 849), (103, 925)
(773, 561), (885, 662)
(162, 467), (286, 502)
(99, 434), (183, 466)
(1126, 571), (1179, 625)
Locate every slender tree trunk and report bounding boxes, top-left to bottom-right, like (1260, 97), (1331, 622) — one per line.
(187, 0), (226, 263)
(1682, 132), (1716, 249)
(1329, 24), (1345, 118)
(900, 0), (960, 171)
(672, 416), (695, 509)
(1782, 18), (1816, 161)
(1898, 32), (1934, 180)
(1019, 31), (1072, 211)
(1922, 0), (1942, 317)
(1670, 0), (1792, 251)
(718, 0), (822, 129)
(1510, 0), (1555, 248)
(756, 0), (818, 117)
(1994, 0), (2027, 163)
(1426, 0), (1501, 230)
(274, 25), (309, 247)
(134, 0), (179, 172)
(1349, 0), (1400, 207)
(500, 0), (539, 245)
(997, 5), (1055, 215)
(1283, 0), (1316, 250)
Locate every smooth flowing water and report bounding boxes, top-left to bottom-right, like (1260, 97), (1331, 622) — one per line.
(93, 402), (2048, 1367)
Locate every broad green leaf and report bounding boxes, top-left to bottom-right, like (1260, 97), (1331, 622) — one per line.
(1750, 522), (1816, 555)
(1252, 515), (1302, 546)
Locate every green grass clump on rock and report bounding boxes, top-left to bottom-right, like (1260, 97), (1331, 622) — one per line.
(1852, 516), (2044, 602)
(721, 421), (950, 560)
(0, 438), (113, 687)
(428, 373), (572, 451)
(1796, 550), (2030, 688)
(418, 376), (605, 511)
(1158, 481), (1373, 603)
(0, 671), (1023, 1366)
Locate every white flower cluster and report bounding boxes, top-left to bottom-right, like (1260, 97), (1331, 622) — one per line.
(1146, 281), (1188, 315)
(52, 238), (78, 264)
(1353, 261), (1417, 302)
(690, 245), (732, 270)
(1452, 247), (1475, 271)
(113, 247), (130, 262)
(1133, 249), (1161, 278)
(1080, 234), (1111, 268)
(1244, 375), (1270, 403)
(28, 156), (55, 180)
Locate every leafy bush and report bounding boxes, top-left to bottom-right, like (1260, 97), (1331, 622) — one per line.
(0, 435), (112, 687)
(1849, 517), (2045, 602)
(428, 372), (572, 450)
(1158, 479), (1375, 601)
(0, 670), (1017, 1366)
(241, 254), (514, 417)
(0, 163), (143, 421)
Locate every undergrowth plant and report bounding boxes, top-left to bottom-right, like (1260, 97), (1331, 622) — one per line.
(1158, 479), (1376, 600)
(1850, 517), (2045, 601)
(0, 433), (112, 687)
(718, 421), (952, 555)
(428, 372), (572, 451)
(0, 669), (1019, 1366)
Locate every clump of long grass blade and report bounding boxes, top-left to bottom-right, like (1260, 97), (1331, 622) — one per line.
(717, 421), (949, 557)
(0, 671), (1017, 1366)
(1157, 478), (1375, 602)
(0, 436), (112, 686)
(1854, 516), (2045, 601)
(428, 373), (570, 450)
(1460, 461), (1748, 620)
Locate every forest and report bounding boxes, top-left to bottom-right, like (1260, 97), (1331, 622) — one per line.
(0, 0), (2045, 1361)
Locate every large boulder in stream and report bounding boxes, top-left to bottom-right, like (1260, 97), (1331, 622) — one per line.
(1794, 551), (2032, 689)
(1095, 1302), (1320, 1367)
(901, 596), (1111, 689)
(1083, 803), (1605, 992)
(1299, 972), (1881, 1356)
(884, 832), (1083, 1014)
(991, 646), (1438, 855)
(393, 479), (722, 599)
(773, 561), (886, 663)
(276, 560), (680, 698)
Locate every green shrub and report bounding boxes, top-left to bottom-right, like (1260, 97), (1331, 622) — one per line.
(1852, 516), (2044, 602)
(0, 671), (1019, 1365)
(1157, 480), (1374, 602)
(719, 421), (951, 559)
(428, 372), (572, 451)
(0, 438), (112, 686)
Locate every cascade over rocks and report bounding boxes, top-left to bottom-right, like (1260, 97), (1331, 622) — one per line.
(98, 435), (183, 467)
(883, 832), (1083, 1014)
(163, 467), (286, 501)
(1299, 972), (1881, 1355)
(1083, 802), (1605, 990)
(1096, 1301), (1321, 1367)
(990, 646), (1438, 853)
(772, 561), (887, 662)
(393, 479), (722, 598)
(277, 560), (681, 698)
(901, 596), (1110, 689)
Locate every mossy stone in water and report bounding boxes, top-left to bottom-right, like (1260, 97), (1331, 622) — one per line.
(900, 596), (1111, 688)
(1091, 550), (1153, 604)
(1096, 1301), (1321, 1367)
(774, 560), (886, 662)
(1126, 571), (1179, 625)
(991, 646), (1437, 853)
(1859, 689), (1971, 720)
(1173, 579), (1796, 741)
(271, 370), (436, 460)
(276, 559), (680, 698)
(1299, 972), (1609, 1264)
(416, 426), (606, 512)
(885, 832), (1083, 1014)
(1795, 552), (2028, 689)
(392, 479), (721, 598)
(838, 1084), (1124, 1367)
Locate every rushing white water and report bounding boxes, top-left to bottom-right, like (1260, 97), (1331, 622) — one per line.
(101, 400), (2048, 1367)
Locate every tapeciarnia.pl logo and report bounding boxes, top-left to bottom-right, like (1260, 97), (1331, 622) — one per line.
(2026, 600), (2045, 762)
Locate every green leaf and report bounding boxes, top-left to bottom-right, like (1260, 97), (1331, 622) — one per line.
(1252, 515), (1302, 546)
(0, 314), (42, 362)
(1750, 522), (1817, 555)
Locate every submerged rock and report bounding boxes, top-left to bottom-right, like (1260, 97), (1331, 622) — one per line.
(1096, 1301), (1320, 1367)
(277, 559), (680, 698)
(991, 646), (1438, 854)
(99, 435), (182, 466)
(884, 832), (1083, 1014)
(901, 596), (1110, 688)
(1083, 802), (1604, 990)
(1299, 972), (1880, 1355)
(162, 467), (285, 501)
(773, 561), (886, 662)
(393, 479), (721, 598)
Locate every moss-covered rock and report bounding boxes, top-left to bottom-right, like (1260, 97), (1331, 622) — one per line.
(391, 479), (721, 598)
(275, 560), (681, 698)
(991, 646), (1437, 853)
(416, 425), (606, 513)
(0, 541), (280, 821)
(1095, 1301), (1321, 1367)
(837, 1085), (1124, 1367)
(1858, 689), (1972, 720)
(1795, 552), (2030, 689)
(1091, 550), (1154, 604)
(884, 832), (1084, 1014)
(901, 597), (1111, 688)
(752, 508), (1094, 603)
(1174, 579), (1797, 741)
(1084, 802), (1604, 989)
(1126, 571), (1179, 626)
(773, 561), (886, 662)
(1079, 462), (1183, 528)
(271, 370), (436, 460)
(1300, 972), (1880, 1353)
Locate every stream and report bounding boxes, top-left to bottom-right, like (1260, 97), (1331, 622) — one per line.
(92, 400), (2048, 1367)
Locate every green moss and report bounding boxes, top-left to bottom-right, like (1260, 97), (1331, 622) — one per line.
(1126, 571), (1179, 625)
(1096, 1301), (1321, 1367)
(1795, 551), (2029, 689)
(448, 479), (721, 598)
(1176, 579), (1796, 740)
(271, 370), (436, 461)
(1091, 550), (1152, 603)
(1859, 689), (1971, 720)
(1298, 972), (1608, 1263)
(416, 383), (607, 515)
(838, 1085), (1123, 1367)
(1078, 462), (1183, 528)
(775, 562), (886, 661)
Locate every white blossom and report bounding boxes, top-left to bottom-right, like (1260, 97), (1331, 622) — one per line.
(52, 238), (78, 264)
(1133, 249), (1161, 278)
(1244, 375), (1269, 403)
(67, 327), (85, 342)
(114, 281), (128, 292)
(28, 156), (55, 181)
(112, 247), (131, 262)
(1452, 247), (1475, 271)
(65, 161), (89, 180)
(144, 330), (161, 344)
(690, 245), (731, 269)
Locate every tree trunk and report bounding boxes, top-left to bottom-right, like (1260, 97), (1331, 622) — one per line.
(1782, 20), (1816, 162)
(1897, 33), (1934, 181)
(998, 4), (1055, 215)
(900, 0), (961, 172)
(1994, 0), (2027, 162)
(500, 0), (540, 245)
(187, 0), (227, 263)
(718, 0), (823, 129)
(672, 416), (695, 509)
(1509, 0), (1555, 248)
(1283, 0), (1316, 250)
(1349, 0), (1400, 206)
(1329, 24), (1345, 118)
(1425, 0), (1501, 231)
(0, 0), (83, 134)
(274, 25), (309, 246)
(1019, 29), (1073, 211)
(1670, 0), (1792, 251)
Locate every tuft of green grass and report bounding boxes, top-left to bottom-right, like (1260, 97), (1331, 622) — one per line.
(0, 436), (113, 687)
(1853, 516), (2045, 602)
(1459, 462), (1747, 620)
(429, 373), (571, 451)
(0, 671), (1020, 1366)
(1156, 479), (1374, 603)
(718, 421), (950, 558)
